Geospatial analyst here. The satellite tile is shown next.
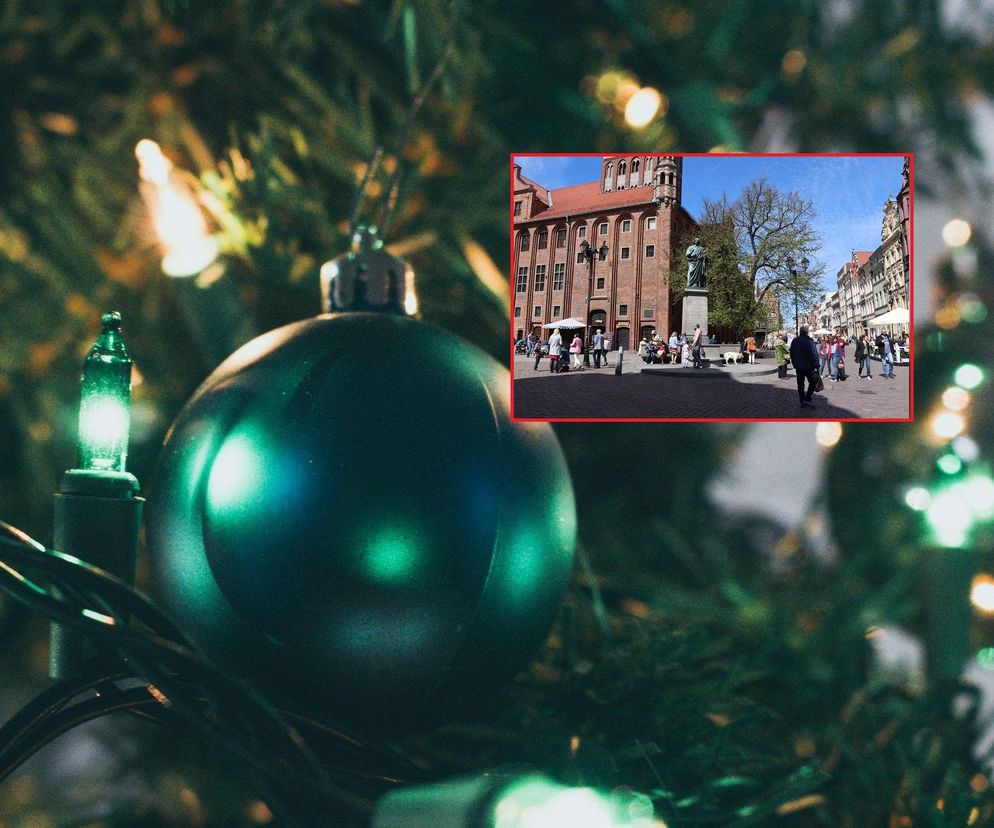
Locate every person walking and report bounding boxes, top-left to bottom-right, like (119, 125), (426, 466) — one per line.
(569, 332), (583, 369)
(548, 328), (562, 372)
(774, 333), (789, 379)
(855, 333), (872, 380)
(691, 323), (703, 369)
(592, 328), (603, 368)
(789, 325), (821, 407)
(880, 331), (895, 379)
(602, 332), (612, 367)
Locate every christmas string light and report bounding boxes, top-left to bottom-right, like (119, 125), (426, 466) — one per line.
(0, 520), (421, 827)
(77, 312), (132, 473)
(372, 773), (662, 828)
(135, 140), (254, 368)
(135, 139), (219, 277)
(49, 312), (144, 679)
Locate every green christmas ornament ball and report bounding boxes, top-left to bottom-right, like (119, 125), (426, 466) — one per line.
(147, 313), (577, 728)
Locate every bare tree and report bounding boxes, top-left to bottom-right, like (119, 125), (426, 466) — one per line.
(702, 178), (825, 329)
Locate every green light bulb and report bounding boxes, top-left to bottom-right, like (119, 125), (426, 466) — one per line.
(77, 312), (133, 472)
(493, 777), (656, 828)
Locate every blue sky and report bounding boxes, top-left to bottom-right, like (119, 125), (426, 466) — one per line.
(515, 154), (905, 295)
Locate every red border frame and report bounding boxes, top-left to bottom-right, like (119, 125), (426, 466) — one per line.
(508, 152), (915, 424)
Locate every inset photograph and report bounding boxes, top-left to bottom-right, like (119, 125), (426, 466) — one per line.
(511, 154), (912, 421)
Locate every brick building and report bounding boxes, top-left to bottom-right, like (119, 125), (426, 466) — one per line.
(512, 156), (696, 351)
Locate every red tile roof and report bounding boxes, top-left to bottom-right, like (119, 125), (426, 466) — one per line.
(519, 181), (655, 222)
(853, 251), (871, 266)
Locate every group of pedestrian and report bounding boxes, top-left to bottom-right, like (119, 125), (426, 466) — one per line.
(815, 335), (849, 382)
(640, 328), (704, 365)
(534, 327), (612, 372)
(790, 325), (903, 407)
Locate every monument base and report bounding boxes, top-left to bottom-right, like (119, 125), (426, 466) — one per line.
(681, 288), (709, 337)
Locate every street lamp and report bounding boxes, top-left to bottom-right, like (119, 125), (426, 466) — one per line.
(786, 255), (809, 335)
(579, 239), (608, 367)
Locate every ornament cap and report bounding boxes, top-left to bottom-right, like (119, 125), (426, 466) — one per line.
(320, 225), (417, 317)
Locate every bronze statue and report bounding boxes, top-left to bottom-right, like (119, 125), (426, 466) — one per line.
(686, 237), (707, 289)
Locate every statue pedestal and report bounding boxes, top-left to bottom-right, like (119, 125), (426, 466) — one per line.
(682, 288), (709, 337)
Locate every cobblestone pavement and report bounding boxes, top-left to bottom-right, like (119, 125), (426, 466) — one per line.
(512, 353), (911, 420)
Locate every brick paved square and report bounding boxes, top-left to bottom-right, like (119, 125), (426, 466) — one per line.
(511, 353), (911, 420)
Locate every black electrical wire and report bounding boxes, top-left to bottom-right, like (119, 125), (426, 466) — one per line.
(0, 521), (397, 826)
(0, 685), (158, 780)
(0, 663), (129, 770)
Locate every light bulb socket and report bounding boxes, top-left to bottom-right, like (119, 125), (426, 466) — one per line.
(49, 469), (144, 679)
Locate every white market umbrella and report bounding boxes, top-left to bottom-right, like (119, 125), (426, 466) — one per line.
(542, 318), (586, 329)
(868, 307), (910, 326)
(811, 327), (833, 335)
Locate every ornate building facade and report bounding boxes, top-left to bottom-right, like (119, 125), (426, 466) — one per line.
(816, 197), (907, 336)
(512, 156), (696, 351)
(896, 156), (911, 289)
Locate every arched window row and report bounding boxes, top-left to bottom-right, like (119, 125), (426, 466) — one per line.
(605, 156), (659, 191)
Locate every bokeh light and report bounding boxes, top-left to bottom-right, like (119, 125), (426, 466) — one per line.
(941, 386), (970, 412)
(954, 363), (985, 390)
(815, 422), (842, 448)
(942, 218), (972, 247)
(937, 453), (963, 475)
(971, 574), (994, 614)
(624, 87), (663, 128)
(952, 436), (980, 463)
(930, 411), (965, 441)
(904, 486), (931, 511)
(926, 487), (973, 548)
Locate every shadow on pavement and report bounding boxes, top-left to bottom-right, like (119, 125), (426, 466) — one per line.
(513, 373), (865, 420)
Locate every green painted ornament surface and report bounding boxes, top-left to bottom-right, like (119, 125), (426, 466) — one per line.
(147, 313), (576, 727)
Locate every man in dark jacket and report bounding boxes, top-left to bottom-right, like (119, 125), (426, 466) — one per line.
(789, 325), (821, 407)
